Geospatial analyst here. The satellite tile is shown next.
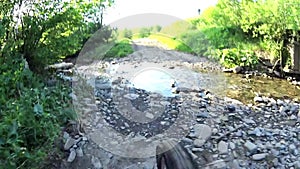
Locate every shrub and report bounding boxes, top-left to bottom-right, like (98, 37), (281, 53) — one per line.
(148, 34), (192, 53)
(218, 48), (259, 68)
(105, 39), (134, 58)
(0, 57), (76, 168)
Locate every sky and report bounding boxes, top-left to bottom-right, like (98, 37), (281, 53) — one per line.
(103, 0), (218, 28)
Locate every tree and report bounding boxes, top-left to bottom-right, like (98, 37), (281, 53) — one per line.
(123, 28), (133, 39)
(0, 0), (114, 73)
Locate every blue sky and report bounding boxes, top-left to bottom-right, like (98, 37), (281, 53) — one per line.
(103, 0), (218, 28)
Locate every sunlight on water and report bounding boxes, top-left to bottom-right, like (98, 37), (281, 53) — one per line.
(131, 68), (176, 97)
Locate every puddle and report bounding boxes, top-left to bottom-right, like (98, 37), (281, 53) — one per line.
(130, 68), (178, 97)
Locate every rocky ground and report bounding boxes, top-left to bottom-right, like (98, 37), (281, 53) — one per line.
(53, 39), (300, 169)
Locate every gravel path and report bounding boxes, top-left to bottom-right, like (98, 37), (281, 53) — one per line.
(58, 39), (300, 169)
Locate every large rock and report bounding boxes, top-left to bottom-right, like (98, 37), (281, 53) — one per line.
(193, 124), (212, 141)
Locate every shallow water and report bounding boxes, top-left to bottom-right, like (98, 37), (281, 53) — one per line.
(130, 68), (178, 97)
(129, 68), (300, 104)
(212, 73), (300, 104)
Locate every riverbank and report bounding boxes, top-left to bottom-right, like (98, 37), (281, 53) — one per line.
(52, 39), (300, 169)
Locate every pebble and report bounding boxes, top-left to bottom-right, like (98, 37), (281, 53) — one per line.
(229, 142), (236, 150)
(244, 141), (257, 153)
(218, 141), (228, 154)
(64, 137), (76, 150)
(194, 139), (205, 147)
(252, 153), (267, 161)
(77, 58), (300, 168)
(67, 148), (76, 162)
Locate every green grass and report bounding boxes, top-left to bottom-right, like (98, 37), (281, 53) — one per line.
(148, 34), (193, 53)
(105, 39), (134, 58)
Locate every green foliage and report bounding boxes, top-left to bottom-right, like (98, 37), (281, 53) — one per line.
(160, 20), (196, 37)
(0, 0), (114, 73)
(123, 29), (133, 39)
(149, 34), (192, 53)
(218, 48), (259, 68)
(0, 57), (76, 168)
(154, 25), (162, 32)
(105, 39), (134, 58)
(138, 27), (152, 38)
(180, 0), (300, 68)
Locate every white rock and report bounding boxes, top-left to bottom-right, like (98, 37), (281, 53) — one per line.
(244, 141), (257, 153)
(145, 112), (154, 119)
(63, 132), (70, 140)
(47, 62), (74, 69)
(64, 137), (76, 150)
(123, 93), (139, 100)
(193, 139), (205, 147)
(218, 141), (228, 154)
(193, 124), (212, 141)
(67, 149), (76, 162)
(229, 142), (236, 150)
(252, 153), (267, 161)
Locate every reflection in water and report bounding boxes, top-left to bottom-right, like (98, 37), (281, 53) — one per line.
(131, 69), (177, 97)
(130, 67), (300, 103)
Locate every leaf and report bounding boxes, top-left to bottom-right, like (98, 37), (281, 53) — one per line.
(8, 120), (18, 140)
(34, 103), (44, 115)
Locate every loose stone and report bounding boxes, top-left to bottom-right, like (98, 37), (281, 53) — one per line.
(252, 153), (267, 161)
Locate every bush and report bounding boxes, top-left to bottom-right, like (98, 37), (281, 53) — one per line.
(218, 48), (259, 68)
(148, 34), (193, 53)
(0, 57), (76, 169)
(138, 27), (151, 38)
(180, 30), (210, 56)
(123, 29), (133, 39)
(105, 39), (134, 58)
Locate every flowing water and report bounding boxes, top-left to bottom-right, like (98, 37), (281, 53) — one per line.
(220, 73), (300, 104)
(130, 68), (300, 104)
